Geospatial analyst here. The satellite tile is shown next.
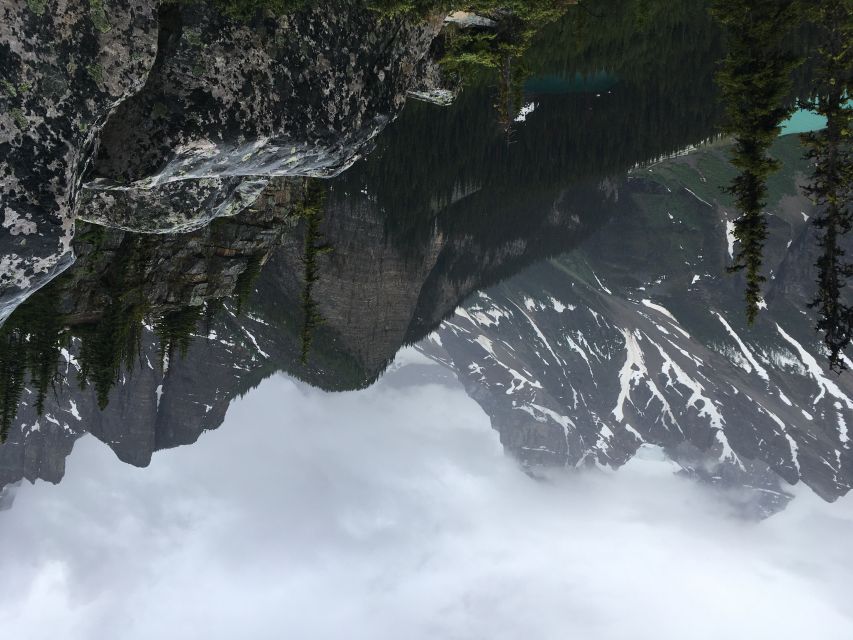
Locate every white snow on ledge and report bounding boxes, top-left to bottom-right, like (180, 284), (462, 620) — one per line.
(407, 89), (455, 107)
(514, 102), (536, 122)
(776, 325), (853, 430)
(713, 312), (769, 382)
(640, 299), (690, 339)
(725, 219), (736, 258)
(444, 11), (497, 28)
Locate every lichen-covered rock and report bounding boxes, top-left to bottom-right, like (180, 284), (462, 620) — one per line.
(78, 175), (269, 233)
(82, 2), (444, 232)
(406, 37), (459, 107)
(0, 0), (159, 319)
(1, 0), (449, 309)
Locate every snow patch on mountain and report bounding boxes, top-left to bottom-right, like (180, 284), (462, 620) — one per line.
(776, 324), (853, 414)
(714, 312), (770, 382)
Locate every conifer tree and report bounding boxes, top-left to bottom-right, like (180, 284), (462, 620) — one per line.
(801, 0), (853, 372)
(0, 285), (66, 441)
(296, 180), (331, 365)
(155, 306), (205, 362)
(713, 0), (800, 324)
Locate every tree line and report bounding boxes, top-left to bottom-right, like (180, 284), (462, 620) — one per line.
(0, 222), (269, 442)
(713, 0), (852, 371)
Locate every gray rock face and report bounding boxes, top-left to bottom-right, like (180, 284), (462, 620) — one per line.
(83, 2), (444, 231)
(1, 0), (447, 318)
(78, 176), (270, 234)
(62, 177), (307, 321)
(0, 325), (254, 476)
(253, 178), (605, 389)
(0, 0), (159, 319)
(96, 3), (445, 183)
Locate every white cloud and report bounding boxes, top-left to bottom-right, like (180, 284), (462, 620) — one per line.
(1, 366), (852, 640)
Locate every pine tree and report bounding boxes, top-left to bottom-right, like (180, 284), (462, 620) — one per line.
(155, 306), (204, 362)
(713, 0), (801, 324)
(0, 332), (27, 443)
(295, 180), (331, 365)
(234, 253), (265, 316)
(75, 239), (148, 410)
(801, 0), (853, 372)
(0, 285), (66, 441)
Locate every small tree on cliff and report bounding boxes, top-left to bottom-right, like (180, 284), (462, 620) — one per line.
(713, 0), (800, 324)
(801, 0), (853, 372)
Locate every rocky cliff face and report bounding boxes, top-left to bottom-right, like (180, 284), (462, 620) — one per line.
(254, 178), (609, 389)
(91, 3), (443, 188)
(0, 0), (159, 320)
(1, 0), (446, 319)
(81, 1), (446, 234)
(60, 177), (307, 320)
(417, 137), (853, 515)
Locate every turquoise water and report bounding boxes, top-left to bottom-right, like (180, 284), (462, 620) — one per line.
(781, 101), (852, 135)
(780, 109), (827, 135)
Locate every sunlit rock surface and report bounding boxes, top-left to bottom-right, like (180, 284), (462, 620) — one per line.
(78, 176), (270, 233)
